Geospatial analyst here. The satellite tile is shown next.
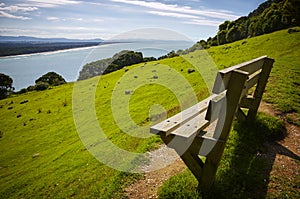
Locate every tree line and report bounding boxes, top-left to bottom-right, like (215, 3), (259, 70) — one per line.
(193, 0), (299, 49)
(0, 72), (66, 99)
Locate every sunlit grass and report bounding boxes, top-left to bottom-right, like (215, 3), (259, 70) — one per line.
(0, 28), (299, 198)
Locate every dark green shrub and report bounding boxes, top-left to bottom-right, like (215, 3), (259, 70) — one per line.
(35, 81), (49, 91)
(35, 72), (66, 86)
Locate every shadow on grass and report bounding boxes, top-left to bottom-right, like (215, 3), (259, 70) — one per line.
(158, 113), (300, 199)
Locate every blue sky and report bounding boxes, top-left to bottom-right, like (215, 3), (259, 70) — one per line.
(0, 0), (266, 41)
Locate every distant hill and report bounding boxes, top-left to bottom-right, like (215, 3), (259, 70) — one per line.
(197, 0), (300, 48)
(0, 36), (103, 43)
(78, 50), (145, 80)
(0, 36), (104, 57)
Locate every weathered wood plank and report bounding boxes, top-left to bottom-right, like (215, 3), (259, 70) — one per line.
(245, 69), (262, 91)
(212, 56), (266, 94)
(205, 90), (226, 122)
(171, 111), (209, 139)
(150, 97), (211, 136)
(219, 56), (266, 75)
(240, 95), (255, 109)
(213, 70), (248, 140)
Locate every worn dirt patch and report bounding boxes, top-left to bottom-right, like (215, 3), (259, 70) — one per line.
(124, 146), (186, 199)
(259, 101), (300, 196)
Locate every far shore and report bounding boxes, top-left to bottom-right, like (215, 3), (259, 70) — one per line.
(0, 41), (125, 58)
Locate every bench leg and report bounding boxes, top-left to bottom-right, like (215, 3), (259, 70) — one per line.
(181, 152), (204, 182)
(246, 58), (274, 121)
(199, 70), (249, 191)
(198, 142), (224, 192)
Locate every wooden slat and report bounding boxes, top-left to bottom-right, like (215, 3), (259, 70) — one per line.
(212, 56), (266, 94)
(219, 56), (266, 75)
(212, 72), (228, 94)
(240, 96), (255, 109)
(205, 90), (226, 122)
(150, 97), (211, 135)
(245, 69), (262, 91)
(171, 111), (209, 139)
(213, 70), (248, 140)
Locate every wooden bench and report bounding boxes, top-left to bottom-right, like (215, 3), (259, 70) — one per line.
(150, 56), (274, 191)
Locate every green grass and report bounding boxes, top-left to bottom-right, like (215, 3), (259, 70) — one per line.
(0, 50), (209, 197)
(0, 28), (299, 198)
(0, 83), (137, 198)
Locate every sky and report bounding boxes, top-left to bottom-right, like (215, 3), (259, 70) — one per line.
(0, 0), (266, 41)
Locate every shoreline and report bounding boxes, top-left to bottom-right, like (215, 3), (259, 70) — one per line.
(0, 45), (100, 59)
(0, 42), (126, 59)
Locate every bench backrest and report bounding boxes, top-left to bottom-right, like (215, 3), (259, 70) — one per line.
(205, 56), (274, 140)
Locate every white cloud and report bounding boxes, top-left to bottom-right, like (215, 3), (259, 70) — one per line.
(57, 26), (106, 31)
(111, 0), (239, 20)
(0, 11), (31, 20)
(0, 5), (38, 12)
(148, 11), (201, 19)
(68, 17), (83, 21)
(47, 16), (60, 21)
(91, 18), (104, 23)
(184, 19), (222, 26)
(25, 0), (82, 8)
(0, 26), (110, 39)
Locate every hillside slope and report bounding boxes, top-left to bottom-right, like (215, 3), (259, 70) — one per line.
(202, 0), (300, 47)
(0, 28), (299, 198)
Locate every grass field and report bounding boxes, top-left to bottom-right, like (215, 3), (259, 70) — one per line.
(0, 28), (299, 198)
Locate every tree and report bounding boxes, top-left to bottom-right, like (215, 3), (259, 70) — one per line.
(217, 30), (227, 45)
(219, 20), (230, 31)
(0, 73), (14, 99)
(35, 72), (66, 86)
(226, 26), (242, 43)
(199, 40), (208, 49)
(167, 50), (178, 58)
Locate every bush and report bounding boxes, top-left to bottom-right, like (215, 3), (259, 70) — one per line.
(27, 85), (35, 91)
(35, 81), (49, 91)
(0, 73), (14, 99)
(143, 57), (157, 62)
(35, 72), (66, 86)
(17, 88), (28, 94)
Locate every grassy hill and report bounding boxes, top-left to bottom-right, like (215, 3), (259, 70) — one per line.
(0, 28), (299, 198)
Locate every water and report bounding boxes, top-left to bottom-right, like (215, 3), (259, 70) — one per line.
(0, 41), (193, 91)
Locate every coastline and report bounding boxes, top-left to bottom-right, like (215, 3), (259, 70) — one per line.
(0, 45), (100, 59)
(0, 42), (128, 59)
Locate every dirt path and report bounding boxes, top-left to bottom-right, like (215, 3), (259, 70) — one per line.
(124, 146), (186, 199)
(259, 102), (300, 196)
(124, 101), (300, 198)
